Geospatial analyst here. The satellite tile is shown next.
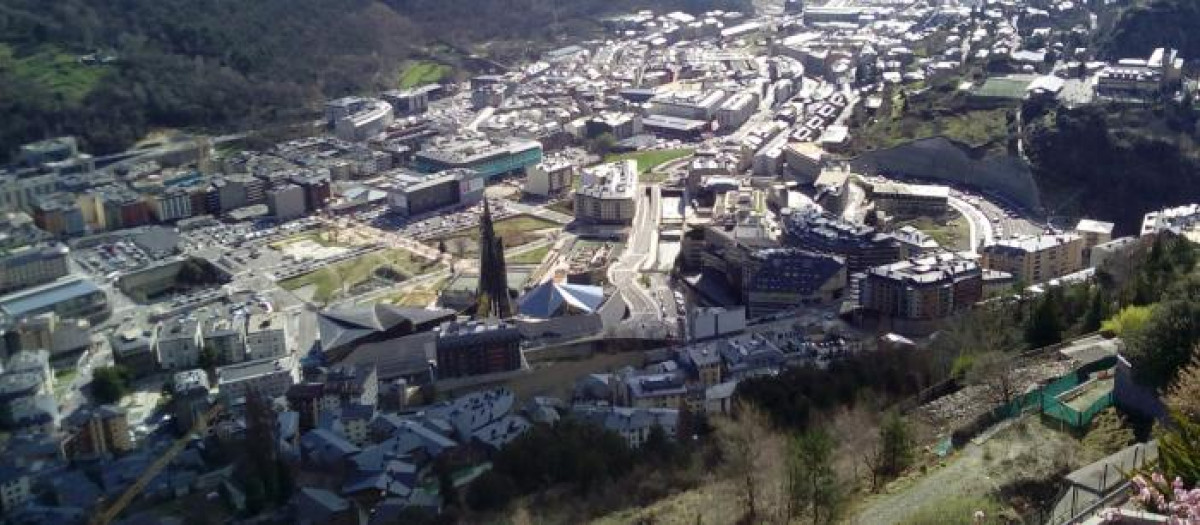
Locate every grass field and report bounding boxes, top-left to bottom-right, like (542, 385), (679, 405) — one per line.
(381, 277), (449, 308)
(279, 249), (438, 303)
(431, 215), (560, 257)
(604, 148), (694, 173)
(860, 107), (1011, 150)
(506, 245), (550, 264)
(0, 44), (108, 103)
(896, 213), (972, 251)
(399, 61), (452, 89)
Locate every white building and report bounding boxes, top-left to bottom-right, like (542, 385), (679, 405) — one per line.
(574, 159), (639, 224)
(326, 97), (394, 142)
(716, 91), (758, 131)
(267, 184), (306, 221)
(244, 312), (289, 361)
(155, 318), (201, 370)
(216, 355), (298, 404)
(525, 159), (576, 198)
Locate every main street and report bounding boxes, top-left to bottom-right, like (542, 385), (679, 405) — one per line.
(607, 184), (670, 337)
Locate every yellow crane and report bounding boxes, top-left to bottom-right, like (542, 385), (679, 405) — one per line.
(90, 403), (224, 525)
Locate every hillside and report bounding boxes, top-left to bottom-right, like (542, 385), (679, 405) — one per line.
(0, 0), (750, 162)
(1098, 0), (1200, 59)
(1023, 101), (1200, 234)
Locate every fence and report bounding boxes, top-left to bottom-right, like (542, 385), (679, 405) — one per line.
(952, 356), (1118, 447)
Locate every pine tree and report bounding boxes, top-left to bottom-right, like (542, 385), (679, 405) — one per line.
(1082, 288), (1107, 333)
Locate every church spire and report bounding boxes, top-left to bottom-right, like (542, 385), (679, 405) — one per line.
(476, 199), (512, 319)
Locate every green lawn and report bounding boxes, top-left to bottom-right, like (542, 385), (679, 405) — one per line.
(507, 245), (550, 264)
(279, 249), (438, 303)
(859, 107), (1011, 151)
(380, 277), (449, 308)
(399, 61), (452, 89)
(603, 148), (694, 174)
(896, 214), (972, 251)
(0, 44), (109, 103)
(430, 215), (560, 259)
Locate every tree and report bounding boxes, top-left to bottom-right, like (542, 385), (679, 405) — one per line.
(198, 345), (220, 373)
(966, 352), (1020, 406)
(91, 365), (133, 404)
(1157, 411), (1200, 486)
(1124, 299), (1200, 389)
(586, 132), (617, 156)
(715, 402), (785, 523)
(787, 430), (841, 524)
(1025, 290), (1064, 348)
(866, 413), (912, 490)
(1166, 346), (1200, 422)
(465, 470), (516, 512)
(1082, 287), (1108, 333)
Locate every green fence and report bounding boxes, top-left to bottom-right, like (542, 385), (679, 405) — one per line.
(992, 356), (1117, 428)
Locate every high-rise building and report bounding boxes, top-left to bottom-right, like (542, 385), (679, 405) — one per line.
(476, 200), (512, 319)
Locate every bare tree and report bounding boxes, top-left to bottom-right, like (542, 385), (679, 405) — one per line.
(967, 351), (1020, 406)
(714, 402), (786, 524)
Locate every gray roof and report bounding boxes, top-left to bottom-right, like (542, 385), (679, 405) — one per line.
(518, 281), (605, 318)
(319, 304), (454, 354)
(0, 277), (102, 318)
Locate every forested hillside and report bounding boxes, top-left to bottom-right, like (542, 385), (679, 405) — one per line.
(0, 0), (749, 161)
(1023, 101), (1200, 234)
(1098, 0), (1200, 59)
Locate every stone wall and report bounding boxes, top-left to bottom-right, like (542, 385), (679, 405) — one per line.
(848, 136), (1043, 211)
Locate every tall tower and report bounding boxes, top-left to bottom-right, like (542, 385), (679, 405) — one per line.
(475, 200), (513, 318)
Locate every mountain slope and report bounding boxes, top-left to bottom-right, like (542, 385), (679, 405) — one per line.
(1098, 0), (1200, 59)
(0, 0), (750, 161)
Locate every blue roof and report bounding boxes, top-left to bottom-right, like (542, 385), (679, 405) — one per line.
(518, 281), (604, 318)
(0, 277), (101, 317)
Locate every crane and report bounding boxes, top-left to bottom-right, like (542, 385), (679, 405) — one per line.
(90, 403), (224, 525)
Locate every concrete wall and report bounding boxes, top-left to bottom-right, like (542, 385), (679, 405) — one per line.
(848, 137), (1043, 211)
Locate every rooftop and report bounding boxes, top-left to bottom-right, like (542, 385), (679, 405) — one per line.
(577, 159), (638, 200)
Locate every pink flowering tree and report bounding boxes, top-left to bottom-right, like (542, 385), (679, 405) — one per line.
(1120, 472), (1200, 524)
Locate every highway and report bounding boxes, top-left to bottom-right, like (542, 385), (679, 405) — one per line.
(948, 195), (993, 253)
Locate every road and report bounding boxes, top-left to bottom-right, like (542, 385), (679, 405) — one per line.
(504, 200), (575, 225)
(606, 184), (669, 337)
(947, 196), (992, 253)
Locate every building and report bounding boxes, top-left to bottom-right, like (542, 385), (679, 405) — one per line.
(743, 248), (847, 319)
(617, 371), (688, 410)
(202, 316), (246, 365)
(586, 112), (643, 140)
(780, 209), (911, 272)
(1141, 204), (1200, 242)
(981, 234), (1084, 284)
(244, 312), (289, 361)
(146, 188), (194, 223)
(575, 160), (638, 224)
(155, 317), (201, 370)
(1097, 48), (1183, 100)
(435, 320), (523, 379)
(414, 138), (543, 180)
(524, 159), (575, 198)
(0, 466), (32, 513)
(384, 168), (485, 217)
(326, 97), (394, 142)
(110, 326), (157, 378)
(0, 172), (56, 214)
(517, 280), (605, 319)
(0, 276), (109, 324)
(1075, 219), (1114, 262)
(32, 194), (86, 237)
(268, 184), (307, 221)
(171, 369), (211, 434)
(716, 91), (758, 131)
(867, 181), (950, 219)
(571, 405), (678, 449)
(649, 90), (728, 121)
(317, 304), (454, 362)
(216, 355), (299, 405)
(381, 88), (430, 115)
(783, 142), (825, 183)
(861, 253), (983, 333)
(0, 244), (69, 295)
(326, 363), (379, 408)
(63, 405), (132, 460)
(689, 306), (747, 341)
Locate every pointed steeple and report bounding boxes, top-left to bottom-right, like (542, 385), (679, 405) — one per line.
(476, 199), (512, 319)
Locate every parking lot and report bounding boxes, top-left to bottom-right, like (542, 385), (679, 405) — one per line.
(74, 240), (154, 277)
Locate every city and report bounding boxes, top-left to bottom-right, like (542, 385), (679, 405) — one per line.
(0, 0), (1199, 524)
